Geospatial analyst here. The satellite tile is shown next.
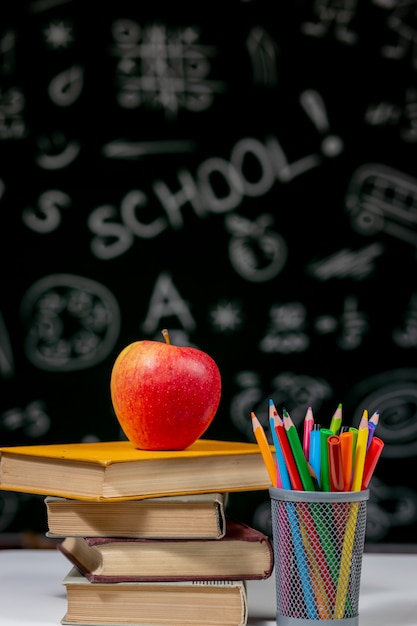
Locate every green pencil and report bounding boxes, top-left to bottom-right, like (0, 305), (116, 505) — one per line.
(319, 428), (333, 492)
(329, 403), (343, 434)
(283, 409), (315, 491)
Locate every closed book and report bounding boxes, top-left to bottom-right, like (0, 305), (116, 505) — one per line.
(0, 439), (271, 501)
(45, 492), (227, 539)
(57, 518), (274, 582)
(61, 566), (248, 626)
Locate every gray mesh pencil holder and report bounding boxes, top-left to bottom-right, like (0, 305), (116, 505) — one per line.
(269, 487), (369, 625)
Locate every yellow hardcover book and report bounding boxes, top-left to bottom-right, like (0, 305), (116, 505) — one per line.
(0, 439), (272, 501)
(61, 566), (248, 626)
(45, 492), (227, 539)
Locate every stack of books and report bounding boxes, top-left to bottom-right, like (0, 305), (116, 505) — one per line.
(0, 438), (274, 626)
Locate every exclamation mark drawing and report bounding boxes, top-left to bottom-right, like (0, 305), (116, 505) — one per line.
(300, 89), (344, 158)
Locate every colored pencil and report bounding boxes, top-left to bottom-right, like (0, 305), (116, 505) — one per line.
(269, 400), (291, 490)
(362, 436), (384, 489)
(251, 411), (277, 487)
(319, 428), (333, 492)
(303, 406), (314, 459)
(272, 409), (303, 491)
(333, 500), (360, 618)
(327, 435), (344, 492)
(369, 409), (379, 426)
(308, 424), (321, 489)
(339, 431), (353, 491)
(329, 403), (343, 435)
(283, 409), (315, 491)
(351, 411), (368, 491)
(287, 503), (317, 618)
(348, 426), (358, 469)
(367, 410), (379, 450)
(298, 509), (331, 618)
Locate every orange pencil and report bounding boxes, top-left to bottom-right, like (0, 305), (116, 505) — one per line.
(251, 412), (277, 487)
(339, 431), (353, 491)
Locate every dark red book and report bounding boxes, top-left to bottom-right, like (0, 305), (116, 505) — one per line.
(57, 517), (274, 583)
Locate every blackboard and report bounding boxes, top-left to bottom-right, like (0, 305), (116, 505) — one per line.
(1, 0), (417, 546)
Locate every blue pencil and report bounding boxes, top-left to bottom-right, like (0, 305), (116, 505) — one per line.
(288, 503), (318, 619)
(308, 425), (321, 489)
(367, 410), (379, 450)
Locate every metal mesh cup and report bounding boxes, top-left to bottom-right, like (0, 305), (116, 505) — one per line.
(269, 487), (369, 625)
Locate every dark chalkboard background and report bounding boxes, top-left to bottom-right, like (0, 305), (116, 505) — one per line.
(1, 0), (417, 546)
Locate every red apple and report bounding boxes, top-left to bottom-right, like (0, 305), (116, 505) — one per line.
(110, 329), (222, 450)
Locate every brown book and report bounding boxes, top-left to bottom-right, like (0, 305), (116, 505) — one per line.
(57, 518), (274, 582)
(61, 566), (248, 626)
(0, 439), (271, 501)
(45, 493), (227, 539)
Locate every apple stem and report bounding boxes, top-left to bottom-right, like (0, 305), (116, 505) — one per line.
(161, 329), (171, 345)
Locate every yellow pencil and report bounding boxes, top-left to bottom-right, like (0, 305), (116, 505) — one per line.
(251, 411), (277, 487)
(351, 410), (368, 492)
(333, 501), (360, 618)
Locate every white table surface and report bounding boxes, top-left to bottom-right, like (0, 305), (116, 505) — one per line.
(0, 549), (416, 625)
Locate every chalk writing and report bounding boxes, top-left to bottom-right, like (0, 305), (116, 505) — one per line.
(20, 274), (121, 371)
(110, 19), (226, 117)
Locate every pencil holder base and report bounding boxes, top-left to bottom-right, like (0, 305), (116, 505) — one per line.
(270, 488), (369, 624)
(277, 616), (358, 625)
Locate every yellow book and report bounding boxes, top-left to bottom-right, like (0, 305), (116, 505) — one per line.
(0, 439), (272, 501)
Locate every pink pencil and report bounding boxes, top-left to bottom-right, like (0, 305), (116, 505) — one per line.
(303, 406), (314, 459)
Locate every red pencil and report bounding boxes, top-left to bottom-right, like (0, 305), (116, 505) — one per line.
(361, 436), (384, 489)
(327, 435), (344, 492)
(271, 407), (303, 491)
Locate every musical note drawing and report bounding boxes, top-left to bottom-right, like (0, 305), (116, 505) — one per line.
(381, 0), (417, 70)
(301, 0), (359, 45)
